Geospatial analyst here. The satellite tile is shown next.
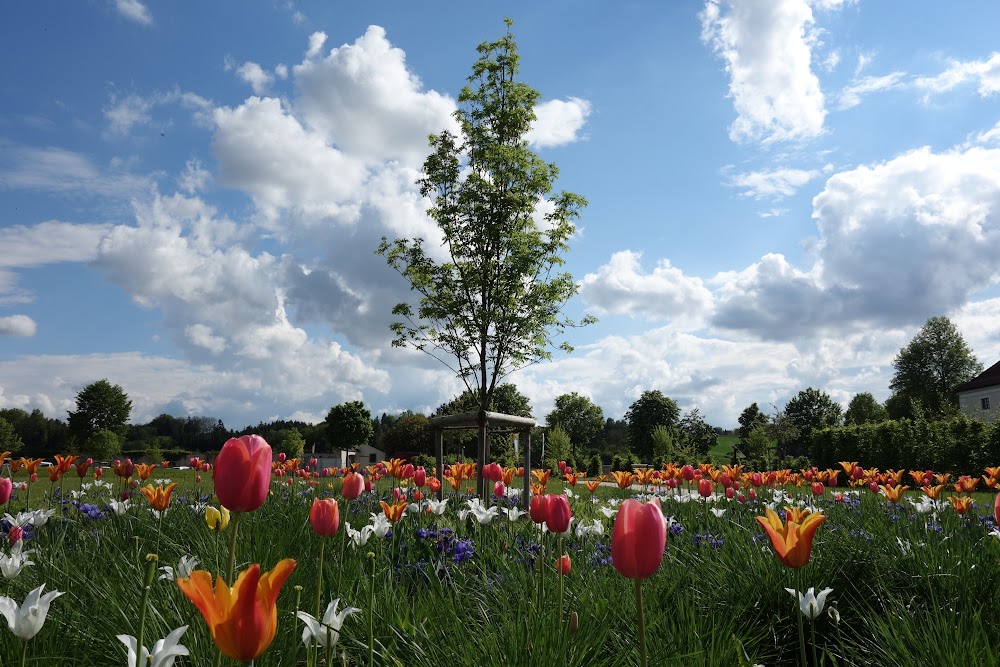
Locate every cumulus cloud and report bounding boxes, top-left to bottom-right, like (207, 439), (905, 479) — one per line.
(712, 144), (1000, 339)
(526, 97), (592, 148)
(0, 315), (36, 337)
(292, 25), (457, 166)
(104, 93), (153, 134)
(837, 71), (906, 110)
(113, 0), (152, 26)
(915, 52), (1000, 97)
(700, 0), (826, 143)
(579, 251), (714, 327)
(728, 166), (820, 199)
(236, 62), (274, 95)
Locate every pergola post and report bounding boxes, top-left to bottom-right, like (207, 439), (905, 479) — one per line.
(476, 410), (488, 498)
(520, 427), (531, 508)
(434, 427), (444, 501)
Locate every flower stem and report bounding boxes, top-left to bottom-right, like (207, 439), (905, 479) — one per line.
(336, 500), (348, 596)
(136, 554), (158, 667)
(20, 639), (27, 667)
(312, 538), (326, 667)
(368, 550), (376, 667)
(558, 534), (565, 624)
(795, 569), (807, 667)
(634, 578), (647, 667)
(214, 511), (242, 667)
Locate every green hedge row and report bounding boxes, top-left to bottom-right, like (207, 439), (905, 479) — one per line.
(810, 416), (1000, 475)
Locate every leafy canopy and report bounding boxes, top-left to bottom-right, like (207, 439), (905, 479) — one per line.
(378, 19), (591, 412)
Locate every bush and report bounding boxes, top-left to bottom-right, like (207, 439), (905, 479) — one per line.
(587, 454), (602, 477)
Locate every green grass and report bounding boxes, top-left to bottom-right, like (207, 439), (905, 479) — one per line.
(1, 467), (999, 666)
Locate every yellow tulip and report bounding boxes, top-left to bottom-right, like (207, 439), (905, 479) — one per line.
(205, 506), (231, 531)
(755, 506), (825, 569)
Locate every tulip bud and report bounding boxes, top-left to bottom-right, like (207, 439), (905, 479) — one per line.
(309, 497), (340, 537)
(720, 473), (732, 488)
(869, 481), (880, 494)
(0, 478), (11, 506)
(569, 611), (579, 634)
(30, 473), (37, 483)
(8, 525), (23, 546)
(612, 498), (666, 579)
(195, 475), (202, 484)
(565, 467), (572, 474)
(557, 554), (571, 575)
(737, 493), (746, 503)
(749, 489), (757, 501)
(19, 482), (27, 491)
(558, 460), (566, 472)
(278, 452), (286, 463)
(310, 458), (318, 468)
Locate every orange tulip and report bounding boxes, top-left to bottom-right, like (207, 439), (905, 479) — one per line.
(47, 466), (62, 482)
(564, 471), (579, 486)
(22, 458), (44, 475)
(922, 484), (945, 500)
(385, 458), (407, 479)
(755, 506), (825, 569)
(556, 554), (571, 575)
(0, 451), (9, 469)
(135, 463), (157, 481)
(585, 480), (601, 494)
(948, 495), (973, 515)
(54, 454), (78, 474)
(446, 475), (461, 492)
(140, 483), (178, 512)
(880, 484), (909, 503)
(532, 469), (551, 485)
(380, 499), (407, 523)
(8, 457), (23, 473)
(177, 559), (297, 661)
(530, 482), (546, 496)
(611, 471), (635, 490)
(502, 467), (516, 486)
(838, 461), (858, 477)
(427, 477), (442, 494)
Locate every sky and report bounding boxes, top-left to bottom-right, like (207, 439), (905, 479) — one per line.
(1, 0), (999, 432)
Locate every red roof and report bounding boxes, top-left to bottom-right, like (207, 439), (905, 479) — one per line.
(956, 360), (1000, 393)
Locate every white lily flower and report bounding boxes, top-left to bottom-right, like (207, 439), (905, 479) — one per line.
(0, 549), (33, 580)
(426, 499), (448, 516)
(369, 515), (391, 539)
(470, 505), (498, 525)
(159, 555), (199, 582)
(0, 584), (64, 639)
(574, 519), (604, 538)
(297, 599), (360, 648)
(710, 507), (727, 517)
(118, 625), (189, 667)
(26, 509), (56, 527)
(503, 507), (527, 521)
(347, 524), (375, 548)
(457, 509), (471, 522)
(564, 488), (575, 498)
(71, 490), (87, 500)
(785, 587), (834, 621)
(108, 500), (130, 515)
(598, 506), (618, 519)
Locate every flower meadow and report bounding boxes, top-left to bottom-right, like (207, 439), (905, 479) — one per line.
(1, 445), (1000, 666)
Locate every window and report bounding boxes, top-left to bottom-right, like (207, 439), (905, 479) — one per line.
(369, 453), (377, 463)
(982, 397), (991, 411)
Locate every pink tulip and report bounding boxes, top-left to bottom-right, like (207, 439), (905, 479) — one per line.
(342, 472), (364, 500)
(611, 498), (666, 579)
(214, 435), (272, 513)
(0, 478), (11, 506)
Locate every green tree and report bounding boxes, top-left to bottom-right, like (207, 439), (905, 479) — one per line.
(678, 407), (717, 458)
(545, 392), (604, 458)
(273, 428), (306, 460)
(844, 392), (889, 425)
(782, 388), (842, 457)
(543, 425), (572, 471)
(650, 425), (674, 467)
(890, 316), (983, 420)
(380, 413), (432, 456)
(745, 426), (774, 470)
(86, 429), (121, 460)
(624, 390), (681, 463)
(68, 379), (132, 445)
(0, 417), (23, 454)
(377, 21), (590, 489)
(324, 401), (374, 452)
(737, 403), (769, 450)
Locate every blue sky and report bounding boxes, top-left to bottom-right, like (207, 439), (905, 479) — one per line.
(2, 0), (999, 431)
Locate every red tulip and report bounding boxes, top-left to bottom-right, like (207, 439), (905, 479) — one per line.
(811, 482), (825, 496)
(545, 494), (572, 534)
(994, 492), (1000, 527)
(611, 498), (667, 579)
(494, 481), (505, 499)
(698, 479), (713, 498)
(0, 478), (11, 506)
(364, 479), (373, 493)
(413, 466), (426, 488)
(214, 435), (272, 512)
(558, 460), (567, 472)
(557, 554), (571, 575)
(402, 464), (414, 480)
(529, 494), (548, 524)
(309, 497), (340, 537)
(278, 453), (286, 463)
(725, 487), (734, 499)
(342, 472), (364, 500)
(681, 465), (695, 481)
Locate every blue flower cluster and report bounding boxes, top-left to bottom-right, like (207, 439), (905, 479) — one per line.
(78, 503), (106, 520)
(692, 532), (724, 550)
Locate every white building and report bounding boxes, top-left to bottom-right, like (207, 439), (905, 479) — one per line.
(957, 360), (1000, 424)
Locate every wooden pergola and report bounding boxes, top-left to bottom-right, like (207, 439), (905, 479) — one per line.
(429, 410), (536, 506)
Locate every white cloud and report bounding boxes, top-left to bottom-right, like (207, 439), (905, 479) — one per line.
(526, 97), (592, 148)
(178, 159), (211, 194)
(236, 62), (274, 95)
(578, 251), (714, 328)
(837, 71), (906, 110)
(700, 0), (826, 144)
(306, 31), (327, 59)
(0, 221), (112, 268)
(915, 52), (1000, 97)
(728, 166), (820, 199)
(104, 93), (152, 135)
(292, 25), (457, 166)
(113, 0), (152, 26)
(275, 64), (288, 79)
(0, 315), (36, 337)
(712, 144), (1000, 339)
(0, 145), (150, 199)
(185, 324), (227, 353)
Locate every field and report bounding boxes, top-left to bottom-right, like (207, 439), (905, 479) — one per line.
(1, 457), (999, 667)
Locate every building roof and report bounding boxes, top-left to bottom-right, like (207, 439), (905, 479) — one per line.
(956, 359), (1000, 393)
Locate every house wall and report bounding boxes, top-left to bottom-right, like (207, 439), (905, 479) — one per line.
(959, 385), (1000, 424)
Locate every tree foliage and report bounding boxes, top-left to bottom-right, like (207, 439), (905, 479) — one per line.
(543, 425), (572, 471)
(844, 392), (889, 426)
(782, 388), (843, 457)
(68, 379), (132, 445)
(86, 429), (121, 460)
(545, 392), (604, 455)
(380, 413), (432, 456)
(678, 407), (717, 458)
(890, 316), (983, 420)
(737, 403), (769, 448)
(0, 417), (23, 454)
(624, 390), (680, 463)
(377, 20), (591, 417)
(324, 401), (374, 451)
